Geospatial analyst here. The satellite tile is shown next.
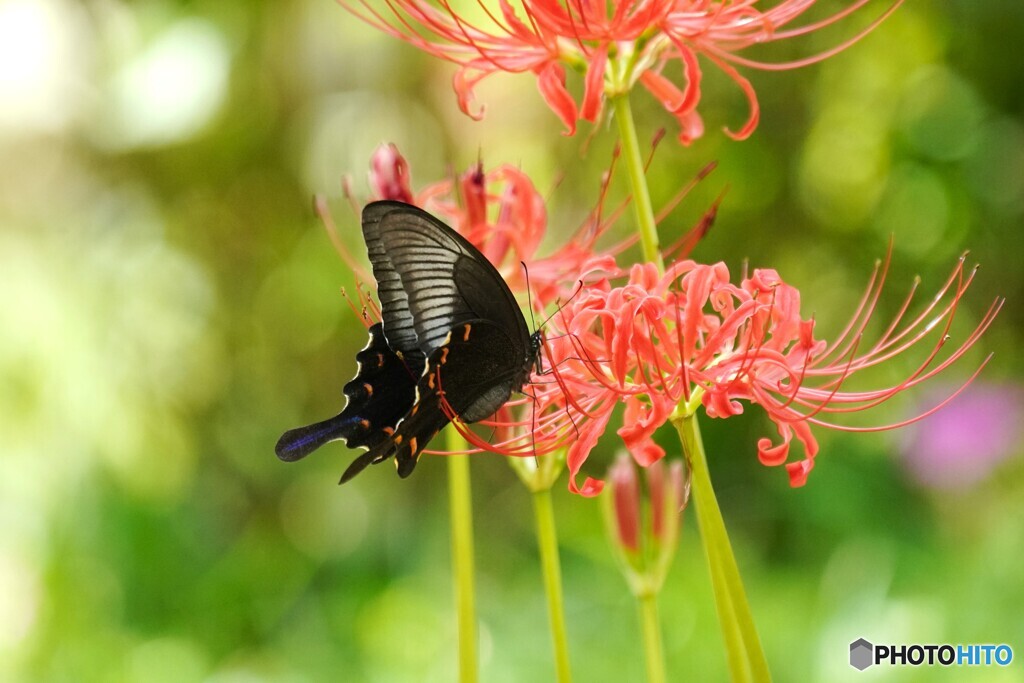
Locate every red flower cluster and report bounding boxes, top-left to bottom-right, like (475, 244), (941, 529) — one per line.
(519, 254), (999, 495)
(344, 0), (903, 142)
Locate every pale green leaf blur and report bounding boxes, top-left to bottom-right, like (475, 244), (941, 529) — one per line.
(1, 1), (1021, 681)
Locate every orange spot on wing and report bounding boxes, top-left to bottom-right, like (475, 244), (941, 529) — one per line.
(462, 324), (472, 342)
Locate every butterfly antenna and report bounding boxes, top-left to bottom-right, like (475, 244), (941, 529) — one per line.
(537, 280), (584, 332)
(520, 261), (540, 333)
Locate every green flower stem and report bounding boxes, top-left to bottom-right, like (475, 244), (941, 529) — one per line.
(638, 591), (667, 683)
(532, 488), (574, 683)
(708, 552), (747, 683)
(446, 429), (478, 683)
(612, 94), (664, 272)
(673, 411), (771, 682)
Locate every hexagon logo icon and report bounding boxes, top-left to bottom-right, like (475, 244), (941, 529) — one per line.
(850, 638), (874, 670)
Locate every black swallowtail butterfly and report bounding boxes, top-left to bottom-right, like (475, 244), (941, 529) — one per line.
(276, 200), (542, 482)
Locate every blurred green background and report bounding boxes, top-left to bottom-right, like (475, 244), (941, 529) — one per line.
(1, 1), (1022, 681)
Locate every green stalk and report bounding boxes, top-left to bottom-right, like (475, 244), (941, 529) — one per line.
(708, 552), (747, 682)
(532, 488), (574, 683)
(638, 591), (667, 683)
(612, 94), (664, 272)
(446, 429), (478, 683)
(672, 411), (771, 682)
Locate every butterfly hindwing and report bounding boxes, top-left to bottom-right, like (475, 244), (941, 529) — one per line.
(338, 323), (424, 450)
(275, 323), (422, 462)
(360, 202), (424, 357)
(394, 320), (532, 477)
(436, 320), (524, 422)
(346, 319), (528, 480)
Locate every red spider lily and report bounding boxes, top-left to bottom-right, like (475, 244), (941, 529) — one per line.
(509, 252), (1001, 495)
(341, 0), (903, 142)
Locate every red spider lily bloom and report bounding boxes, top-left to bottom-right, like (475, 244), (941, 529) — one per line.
(342, 0), (903, 142)
(525, 253), (1000, 495)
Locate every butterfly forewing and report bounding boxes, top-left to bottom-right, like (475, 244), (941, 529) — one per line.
(453, 255), (532, 351)
(367, 201), (531, 358)
(360, 202), (423, 357)
(377, 226), (475, 355)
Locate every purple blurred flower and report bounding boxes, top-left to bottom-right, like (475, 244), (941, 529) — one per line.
(901, 383), (1023, 489)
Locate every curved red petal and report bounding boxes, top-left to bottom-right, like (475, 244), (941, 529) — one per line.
(716, 58), (760, 140)
(453, 67), (489, 121)
(567, 406), (613, 494)
(785, 458), (814, 487)
(536, 63), (579, 135)
(617, 396), (670, 466)
(581, 48), (607, 122)
(638, 51), (705, 144)
(577, 476), (606, 497)
(756, 436), (789, 467)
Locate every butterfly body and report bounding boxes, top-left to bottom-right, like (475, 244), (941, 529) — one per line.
(276, 201), (539, 481)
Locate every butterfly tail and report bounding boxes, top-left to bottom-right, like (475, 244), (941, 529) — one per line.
(275, 413), (362, 462)
(339, 389), (450, 482)
(394, 393), (453, 478)
(339, 449), (381, 484)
